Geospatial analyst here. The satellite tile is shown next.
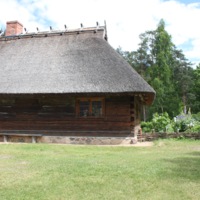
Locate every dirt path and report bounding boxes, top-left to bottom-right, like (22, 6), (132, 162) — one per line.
(0, 141), (154, 147)
(119, 142), (154, 147)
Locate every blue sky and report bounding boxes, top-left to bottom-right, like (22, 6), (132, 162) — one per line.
(0, 0), (200, 67)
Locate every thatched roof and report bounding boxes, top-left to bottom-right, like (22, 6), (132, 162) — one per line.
(0, 26), (155, 104)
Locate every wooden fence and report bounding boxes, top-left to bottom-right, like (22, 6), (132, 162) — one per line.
(138, 132), (200, 142)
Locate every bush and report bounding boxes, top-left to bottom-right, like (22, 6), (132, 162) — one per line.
(141, 121), (153, 133)
(186, 123), (200, 133)
(192, 112), (200, 121)
(142, 112), (172, 133)
(141, 112), (200, 133)
(173, 113), (197, 132)
(152, 112), (171, 132)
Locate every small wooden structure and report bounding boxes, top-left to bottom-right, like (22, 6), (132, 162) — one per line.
(0, 21), (155, 144)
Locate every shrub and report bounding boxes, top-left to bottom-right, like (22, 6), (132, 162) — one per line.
(152, 112), (171, 132)
(186, 123), (200, 133)
(141, 121), (153, 133)
(141, 112), (200, 133)
(192, 112), (200, 121)
(142, 112), (172, 133)
(173, 113), (197, 132)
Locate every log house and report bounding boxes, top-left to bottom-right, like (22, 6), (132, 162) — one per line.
(0, 21), (155, 144)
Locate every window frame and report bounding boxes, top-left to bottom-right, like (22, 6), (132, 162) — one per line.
(76, 97), (105, 118)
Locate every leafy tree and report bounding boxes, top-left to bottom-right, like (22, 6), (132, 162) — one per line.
(151, 20), (173, 85)
(171, 48), (194, 113)
(192, 64), (200, 112)
(130, 32), (154, 79)
(117, 19), (196, 119)
(136, 20), (180, 117)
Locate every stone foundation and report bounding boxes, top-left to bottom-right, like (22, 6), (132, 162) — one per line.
(39, 136), (136, 145)
(5, 135), (33, 143)
(1, 135), (137, 145)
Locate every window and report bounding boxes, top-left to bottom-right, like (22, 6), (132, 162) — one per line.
(80, 101), (90, 117)
(76, 98), (105, 117)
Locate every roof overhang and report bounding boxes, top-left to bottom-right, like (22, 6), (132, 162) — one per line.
(0, 91), (155, 105)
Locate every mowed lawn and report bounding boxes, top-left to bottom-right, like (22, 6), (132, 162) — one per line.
(0, 139), (200, 200)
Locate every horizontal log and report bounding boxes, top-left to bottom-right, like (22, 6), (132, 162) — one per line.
(0, 130), (131, 137)
(0, 96), (133, 133)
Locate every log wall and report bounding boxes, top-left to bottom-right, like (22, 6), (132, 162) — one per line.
(0, 95), (134, 137)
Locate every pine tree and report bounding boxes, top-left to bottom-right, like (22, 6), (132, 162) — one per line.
(193, 65), (200, 112)
(117, 19), (196, 119)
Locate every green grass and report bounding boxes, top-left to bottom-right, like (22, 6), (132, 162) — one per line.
(0, 139), (200, 200)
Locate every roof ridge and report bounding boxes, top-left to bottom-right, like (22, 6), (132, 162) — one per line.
(0, 26), (106, 41)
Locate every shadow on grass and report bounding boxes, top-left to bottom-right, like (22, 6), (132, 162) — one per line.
(163, 152), (200, 181)
(188, 151), (200, 156)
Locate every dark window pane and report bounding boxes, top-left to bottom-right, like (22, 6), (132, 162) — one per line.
(92, 101), (102, 117)
(80, 101), (90, 117)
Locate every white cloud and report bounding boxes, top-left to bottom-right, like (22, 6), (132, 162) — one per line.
(157, 0), (200, 66)
(0, 0), (200, 67)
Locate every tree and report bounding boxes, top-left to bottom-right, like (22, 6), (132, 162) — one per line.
(135, 19), (180, 118)
(192, 64), (200, 112)
(151, 20), (173, 85)
(171, 48), (194, 113)
(117, 19), (195, 119)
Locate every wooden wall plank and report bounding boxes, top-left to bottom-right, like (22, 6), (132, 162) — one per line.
(0, 95), (132, 136)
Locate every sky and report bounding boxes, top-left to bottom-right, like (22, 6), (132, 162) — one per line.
(0, 0), (200, 67)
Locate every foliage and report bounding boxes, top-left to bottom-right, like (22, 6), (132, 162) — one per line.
(141, 121), (153, 133)
(192, 112), (200, 121)
(141, 111), (200, 133)
(152, 112), (171, 132)
(173, 112), (200, 133)
(117, 19), (196, 120)
(141, 112), (172, 132)
(192, 65), (200, 113)
(141, 112), (173, 132)
(188, 124), (200, 133)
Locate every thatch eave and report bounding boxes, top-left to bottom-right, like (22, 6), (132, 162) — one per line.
(0, 26), (155, 105)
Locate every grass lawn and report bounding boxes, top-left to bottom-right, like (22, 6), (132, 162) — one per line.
(0, 139), (200, 200)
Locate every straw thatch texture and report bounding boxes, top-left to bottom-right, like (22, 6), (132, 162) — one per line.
(0, 28), (155, 103)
